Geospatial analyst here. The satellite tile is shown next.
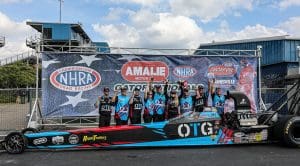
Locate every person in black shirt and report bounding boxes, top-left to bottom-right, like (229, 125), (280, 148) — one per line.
(129, 87), (144, 124)
(165, 89), (179, 120)
(193, 84), (208, 112)
(94, 87), (113, 127)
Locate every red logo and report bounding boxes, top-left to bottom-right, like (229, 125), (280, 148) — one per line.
(208, 65), (236, 76)
(121, 61), (169, 82)
(50, 66), (101, 92)
(173, 66), (197, 78)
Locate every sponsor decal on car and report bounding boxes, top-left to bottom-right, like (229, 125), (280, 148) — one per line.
(50, 66), (101, 92)
(173, 66), (197, 78)
(121, 61), (169, 82)
(33, 137), (47, 145)
(68, 134), (79, 145)
(52, 136), (64, 145)
(177, 122), (215, 138)
(82, 135), (107, 142)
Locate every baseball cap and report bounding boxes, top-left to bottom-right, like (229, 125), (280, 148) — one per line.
(183, 87), (189, 92)
(103, 87), (110, 92)
(171, 89), (177, 94)
(120, 86), (128, 90)
(134, 87), (140, 91)
(198, 84), (205, 89)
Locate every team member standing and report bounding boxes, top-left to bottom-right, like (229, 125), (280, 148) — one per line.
(165, 89), (179, 120)
(143, 82), (155, 123)
(94, 87), (113, 127)
(178, 81), (194, 115)
(210, 79), (225, 115)
(129, 87), (144, 124)
(112, 86), (130, 125)
(193, 84), (208, 112)
(150, 78), (167, 122)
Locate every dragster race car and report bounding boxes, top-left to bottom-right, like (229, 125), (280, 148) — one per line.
(1, 91), (300, 154)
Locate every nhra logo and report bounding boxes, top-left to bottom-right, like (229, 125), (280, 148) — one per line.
(121, 61), (169, 82)
(50, 66), (101, 92)
(208, 65), (236, 76)
(173, 66), (197, 78)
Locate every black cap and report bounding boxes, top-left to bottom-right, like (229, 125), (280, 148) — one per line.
(134, 87), (140, 91)
(198, 84), (204, 89)
(120, 86), (128, 90)
(183, 87), (189, 92)
(171, 89), (177, 94)
(103, 87), (110, 91)
(155, 84), (162, 88)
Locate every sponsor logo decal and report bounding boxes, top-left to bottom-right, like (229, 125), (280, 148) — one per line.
(52, 136), (64, 145)
(82, 135), (107, 142)
(121, 61), (169, 82)
(173, 66), (197, 78)
(208, 64), (236, 76)
(177, 122), (214, 138)
(50, 66), (101, 92)
(33, 137), (47, 145)
(68, 134), (79, 144)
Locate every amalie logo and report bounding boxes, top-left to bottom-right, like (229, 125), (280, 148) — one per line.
(121, 61), (169, 82)
(208, 65), (236, 76)
(173, 66), (197, 78)
(50, 66), (101, 92)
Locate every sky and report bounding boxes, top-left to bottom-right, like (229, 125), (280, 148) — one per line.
(0, 0), (300, 58)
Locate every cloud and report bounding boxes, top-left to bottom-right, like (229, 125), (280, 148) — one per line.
(104, 8), (135, 21)
(0, 12), (34, 59)
(93, 12), (204, 48)
(169, 0), (254, 22)
(278, 0), (300, 9)
(0, 0), (32, 4)
(93, 8), (288, 49)
(278, 16), (300, 36)
(109, 0), (161, 7)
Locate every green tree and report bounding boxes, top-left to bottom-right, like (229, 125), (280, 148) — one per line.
(0, 61), (36, 88)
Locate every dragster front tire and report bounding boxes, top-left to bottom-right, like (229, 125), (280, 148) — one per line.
(4, 132), (27, 154)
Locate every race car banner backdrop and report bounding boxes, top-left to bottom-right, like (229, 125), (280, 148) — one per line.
(42, 53), (258, 117)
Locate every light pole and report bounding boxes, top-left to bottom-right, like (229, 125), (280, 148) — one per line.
(59, 0), (64, 23)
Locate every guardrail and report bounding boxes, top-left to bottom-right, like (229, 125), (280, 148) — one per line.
(39, 45), (258, 56)
(0, 50), (36, 66)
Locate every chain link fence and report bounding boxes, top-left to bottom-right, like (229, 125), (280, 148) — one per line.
(0, 88), (41, 133)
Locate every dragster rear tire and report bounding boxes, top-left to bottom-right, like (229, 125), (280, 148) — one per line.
(273, 116), (300, 147)
(4, 132), (27, 154)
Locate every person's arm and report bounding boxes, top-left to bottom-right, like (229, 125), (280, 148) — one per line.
(94, 96), (101, 108)
(178, 81), (184, 99)
(129, 92), (134, 105)
(209, 78), (216, 95)
(164, 80), (169, 100)
(112, 90), (119, 106)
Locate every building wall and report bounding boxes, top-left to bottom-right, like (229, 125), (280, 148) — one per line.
(43, 23), (71, 41)
(199, 39), (300, 66)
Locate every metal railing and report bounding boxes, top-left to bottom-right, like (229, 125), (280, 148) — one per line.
(38, 45), (258, 56)
(0, 50), (36, 66)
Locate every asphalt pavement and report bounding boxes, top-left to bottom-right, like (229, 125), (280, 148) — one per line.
(1, 144), (300, 166)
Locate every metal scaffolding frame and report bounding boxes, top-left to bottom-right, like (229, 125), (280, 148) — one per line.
(28, 44), (265, 129)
